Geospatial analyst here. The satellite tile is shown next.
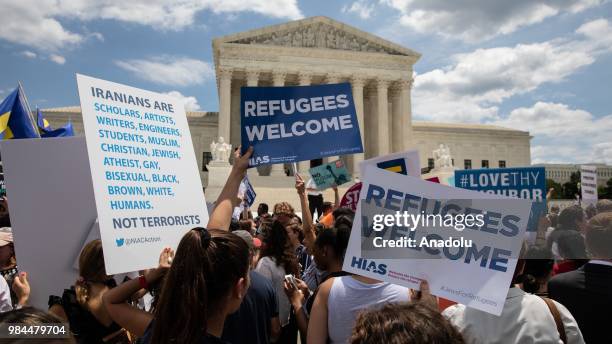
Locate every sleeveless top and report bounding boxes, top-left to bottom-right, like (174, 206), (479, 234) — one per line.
(327, 276), (410, 344)
(49, 288), (129, 344)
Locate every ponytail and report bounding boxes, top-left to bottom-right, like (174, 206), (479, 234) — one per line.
(150, 228), (249, 343)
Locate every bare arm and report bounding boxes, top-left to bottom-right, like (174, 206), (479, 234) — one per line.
(296, 173), (316, 252)
(307, 278), (333, 344)
(270, 316), (281, 343)
(284, 279), (309, 340)
(102, 274), (154, 336)
(208, 146), (253, 231)
(103, 248), (173, 336)
(332, 185), (339, 209)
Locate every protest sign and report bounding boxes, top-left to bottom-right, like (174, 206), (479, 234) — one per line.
(1, 137), (97, 309)
(455, 167), (546, 233)
(239, 176), (257, 207)
(340, 182), (362, 211)
(309, 159), (352, 190)
(343, 164), (532, 315)
(240, 83), (363, 167)
(359, 149), (421, 177)
(339, 151), (420, 211)
(76, 74), (208, 274)
(581, 165), (598, 206)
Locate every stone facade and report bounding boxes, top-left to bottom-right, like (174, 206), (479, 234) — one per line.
(535, 163), (612, 187)
(42, 108), (531, 189)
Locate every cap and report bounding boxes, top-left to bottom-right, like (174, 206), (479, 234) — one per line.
(233, 230), (256, 250)
(0, 227), (13, 246)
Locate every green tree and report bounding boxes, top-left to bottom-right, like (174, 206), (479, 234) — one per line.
(562, 171), (581, 199)
(598, 177), (612, 199)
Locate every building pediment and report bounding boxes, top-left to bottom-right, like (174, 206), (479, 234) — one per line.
(214, 16), (420, 58)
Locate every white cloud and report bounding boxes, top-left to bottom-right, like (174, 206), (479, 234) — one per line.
(413, 19), (612, 123)
(49, 54), (66, 64)
(0, 0), (303, 52)
(383, 0), (604, 42)
(164, 91), (202, 112)
(342, 0), (375, 19)
(491, 102), (612, 164)
(115, 56), (214, 87)
(21, 51), (37, 58)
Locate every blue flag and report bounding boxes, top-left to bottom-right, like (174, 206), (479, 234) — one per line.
(0, 86), (40, 139)
(37, 108), (53, 133)
(41, 121), (74, 138)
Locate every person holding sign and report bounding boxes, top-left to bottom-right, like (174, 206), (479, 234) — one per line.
(103, 147), (254, 344)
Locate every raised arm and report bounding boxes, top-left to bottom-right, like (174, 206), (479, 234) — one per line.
(208, 146), (253, 231)
(332, 185), (339, 209)
(296, 173), (316, 251)
(103, 248), (173, 336)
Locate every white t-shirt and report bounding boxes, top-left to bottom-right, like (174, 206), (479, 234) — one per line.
(0, 276), (12, 313)
(443, 287), (584, 344)
(306, 179), (322, 196)
(255, 256), (290, 326)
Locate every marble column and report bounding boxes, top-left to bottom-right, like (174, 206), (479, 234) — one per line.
(390, 83), (403, 153)
(351, 76), (366, 176)
(401, 78), (414, 150)
(218, 68), (232, 146)
(297, 72), (313, 175)
(376, 78), (390, 156)
(325, 73), (341, 164)
(246, 70), (265, 177)
(245, 69), (259, 87)
(270, 71), (287, 177)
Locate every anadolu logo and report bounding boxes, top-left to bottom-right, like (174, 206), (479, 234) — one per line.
(115, 238), (125, 247)
(249, 155), (270, 165)
(350, 256), (387, 275)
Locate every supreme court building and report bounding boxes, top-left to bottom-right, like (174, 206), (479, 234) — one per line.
(43, 16), (531, 203)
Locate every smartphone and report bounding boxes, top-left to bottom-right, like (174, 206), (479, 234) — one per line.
(284, 274), (299, 289)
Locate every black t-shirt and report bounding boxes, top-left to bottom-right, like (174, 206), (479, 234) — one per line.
(222, 270), (279, 344)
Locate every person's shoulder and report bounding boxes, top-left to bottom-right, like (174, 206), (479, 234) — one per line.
(250, 271), (275, 291)
(317, 276), (336, 300)
(549, 269), (583, 289)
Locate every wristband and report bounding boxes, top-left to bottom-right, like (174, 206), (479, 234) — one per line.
(138, 275), (149, 290)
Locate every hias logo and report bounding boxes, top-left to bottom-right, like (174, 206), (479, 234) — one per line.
(249, 155), (270, 165)
(115, 238), (125, 247)
(350, 256), (387, 275)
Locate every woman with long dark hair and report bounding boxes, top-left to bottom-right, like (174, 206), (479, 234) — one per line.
(256, 218), (299, 343)
(49, 239), (130, 343)
(103, 147), (254, 343)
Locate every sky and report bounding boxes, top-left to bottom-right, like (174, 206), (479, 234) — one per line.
(0, 0), (610, 165)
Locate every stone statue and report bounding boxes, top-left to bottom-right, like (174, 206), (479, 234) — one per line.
(433, 144), (453, 169)
(210, 137), (232, 163)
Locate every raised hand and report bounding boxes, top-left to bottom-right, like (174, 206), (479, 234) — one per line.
(12, 271), (30, 306)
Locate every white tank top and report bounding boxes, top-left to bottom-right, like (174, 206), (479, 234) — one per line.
(327, 276), (410, 344)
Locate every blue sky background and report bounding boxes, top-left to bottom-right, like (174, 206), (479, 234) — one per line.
(0, 0), (610, 164)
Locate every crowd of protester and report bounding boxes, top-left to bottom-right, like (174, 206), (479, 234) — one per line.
(0, 148), (611, 343)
